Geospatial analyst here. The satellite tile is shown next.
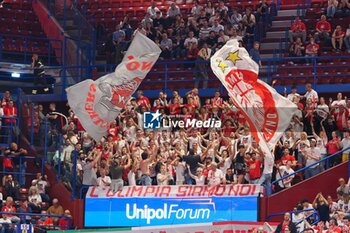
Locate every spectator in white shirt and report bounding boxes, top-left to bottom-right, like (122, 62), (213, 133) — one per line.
(167, 2), (180, 18)
(287, 85), (300, 102)
(156, 163), (172, 185)
(184, 31), (198, 49)
(211, 19), (225, 34)
(207, 162), (224, 187)
(147, 1), (161, 19)
(191, 0), (203, 19)
(276, 160), (295, 190)
(341, 130), (350, 162)
(302, 139), (321, 179)
(337, 178), (350, 195)
(303, 83), (318, 103)
(96, 168), (111, 188)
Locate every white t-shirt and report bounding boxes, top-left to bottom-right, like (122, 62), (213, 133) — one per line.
(184, 37), (198, 47)
(128, 170), (136, 186)
(315, 136), (327, 155)
(287, 93), (300, 102)
(240, 135), (252, 148)
(175, 162), (186, 183)
(211, 24), (225, 34)
(219, 157), (232, 175)
(338, 199), (350, 212)
(195, 175), (205, 186)
(304, 147), (321, 168)
(263, 154), (274, 174)
(28, 194), (42, 204)
(341, 137), (350, 154)
(207, 169), (224, 187)
(97, 176), (111, 188)
(157, 173), (170, 186)
(304, 89), (318, 102)
(277, 166), (295, 188)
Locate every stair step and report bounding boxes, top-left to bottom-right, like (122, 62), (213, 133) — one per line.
(260, 42), (281, 50)
(266, 30), (287, 39)
(272, 20), (292, 28)
(277, 9), (298, 17)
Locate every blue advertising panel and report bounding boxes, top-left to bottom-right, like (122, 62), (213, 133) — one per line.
(84, 185), (260, 227)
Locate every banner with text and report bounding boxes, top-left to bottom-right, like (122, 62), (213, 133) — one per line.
(85, 185), (260, 227)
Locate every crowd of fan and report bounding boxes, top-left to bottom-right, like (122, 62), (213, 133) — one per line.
(275, 177), (350, 233)
(100, 0), (350, 68)
(5, 82), (344, 199)
(0, 91), (72, 233)
(102, 0), (275, 66)
(288, 15), (350, 64)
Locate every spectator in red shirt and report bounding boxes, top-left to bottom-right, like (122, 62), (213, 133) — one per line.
(332, 25), (345, 51)
(3, 100), (17, 125)
(305, 37), (320, 57)
(1, 196), (20, 224)
(326, 131), (341, 166)
(1, 91), (12, 107)
(247, 152), (262, 184)
(58, 209), (72, 230)
(136, 90), (151, 111)
(315, 15), (331, 43)
(289, 16), (307, 43)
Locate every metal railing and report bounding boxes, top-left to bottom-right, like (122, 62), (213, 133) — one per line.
(0, 211), (72, 230)
(267, 208), (320, 232)
(0, 34), (63, 65)
(270, 147), (350, 195)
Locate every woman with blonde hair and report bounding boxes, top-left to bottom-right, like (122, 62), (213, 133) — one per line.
(28, 186), (42, 213)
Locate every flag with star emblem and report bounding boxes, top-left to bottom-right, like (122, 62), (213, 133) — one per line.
(66, 32), (161, 141)
(210, 39), (297, 162)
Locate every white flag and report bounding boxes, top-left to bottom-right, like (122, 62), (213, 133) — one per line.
(210, 39), (297, 159)
(66, 32), (161, 141)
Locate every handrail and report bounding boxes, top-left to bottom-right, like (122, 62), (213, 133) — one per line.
(270, 146), (350, 195)
(267, 208), (317, 222)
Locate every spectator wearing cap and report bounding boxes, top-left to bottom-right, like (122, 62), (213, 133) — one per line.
(47, 198), (64, 225)
(289, 16), (307, 43)
(314, 15), (331, 43)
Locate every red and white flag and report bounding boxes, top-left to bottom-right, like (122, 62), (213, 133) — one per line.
(210, 39), (297, 158)
(66, 33), (161, 141)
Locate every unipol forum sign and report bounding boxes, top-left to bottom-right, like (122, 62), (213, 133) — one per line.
(84, 185), (261, 227)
